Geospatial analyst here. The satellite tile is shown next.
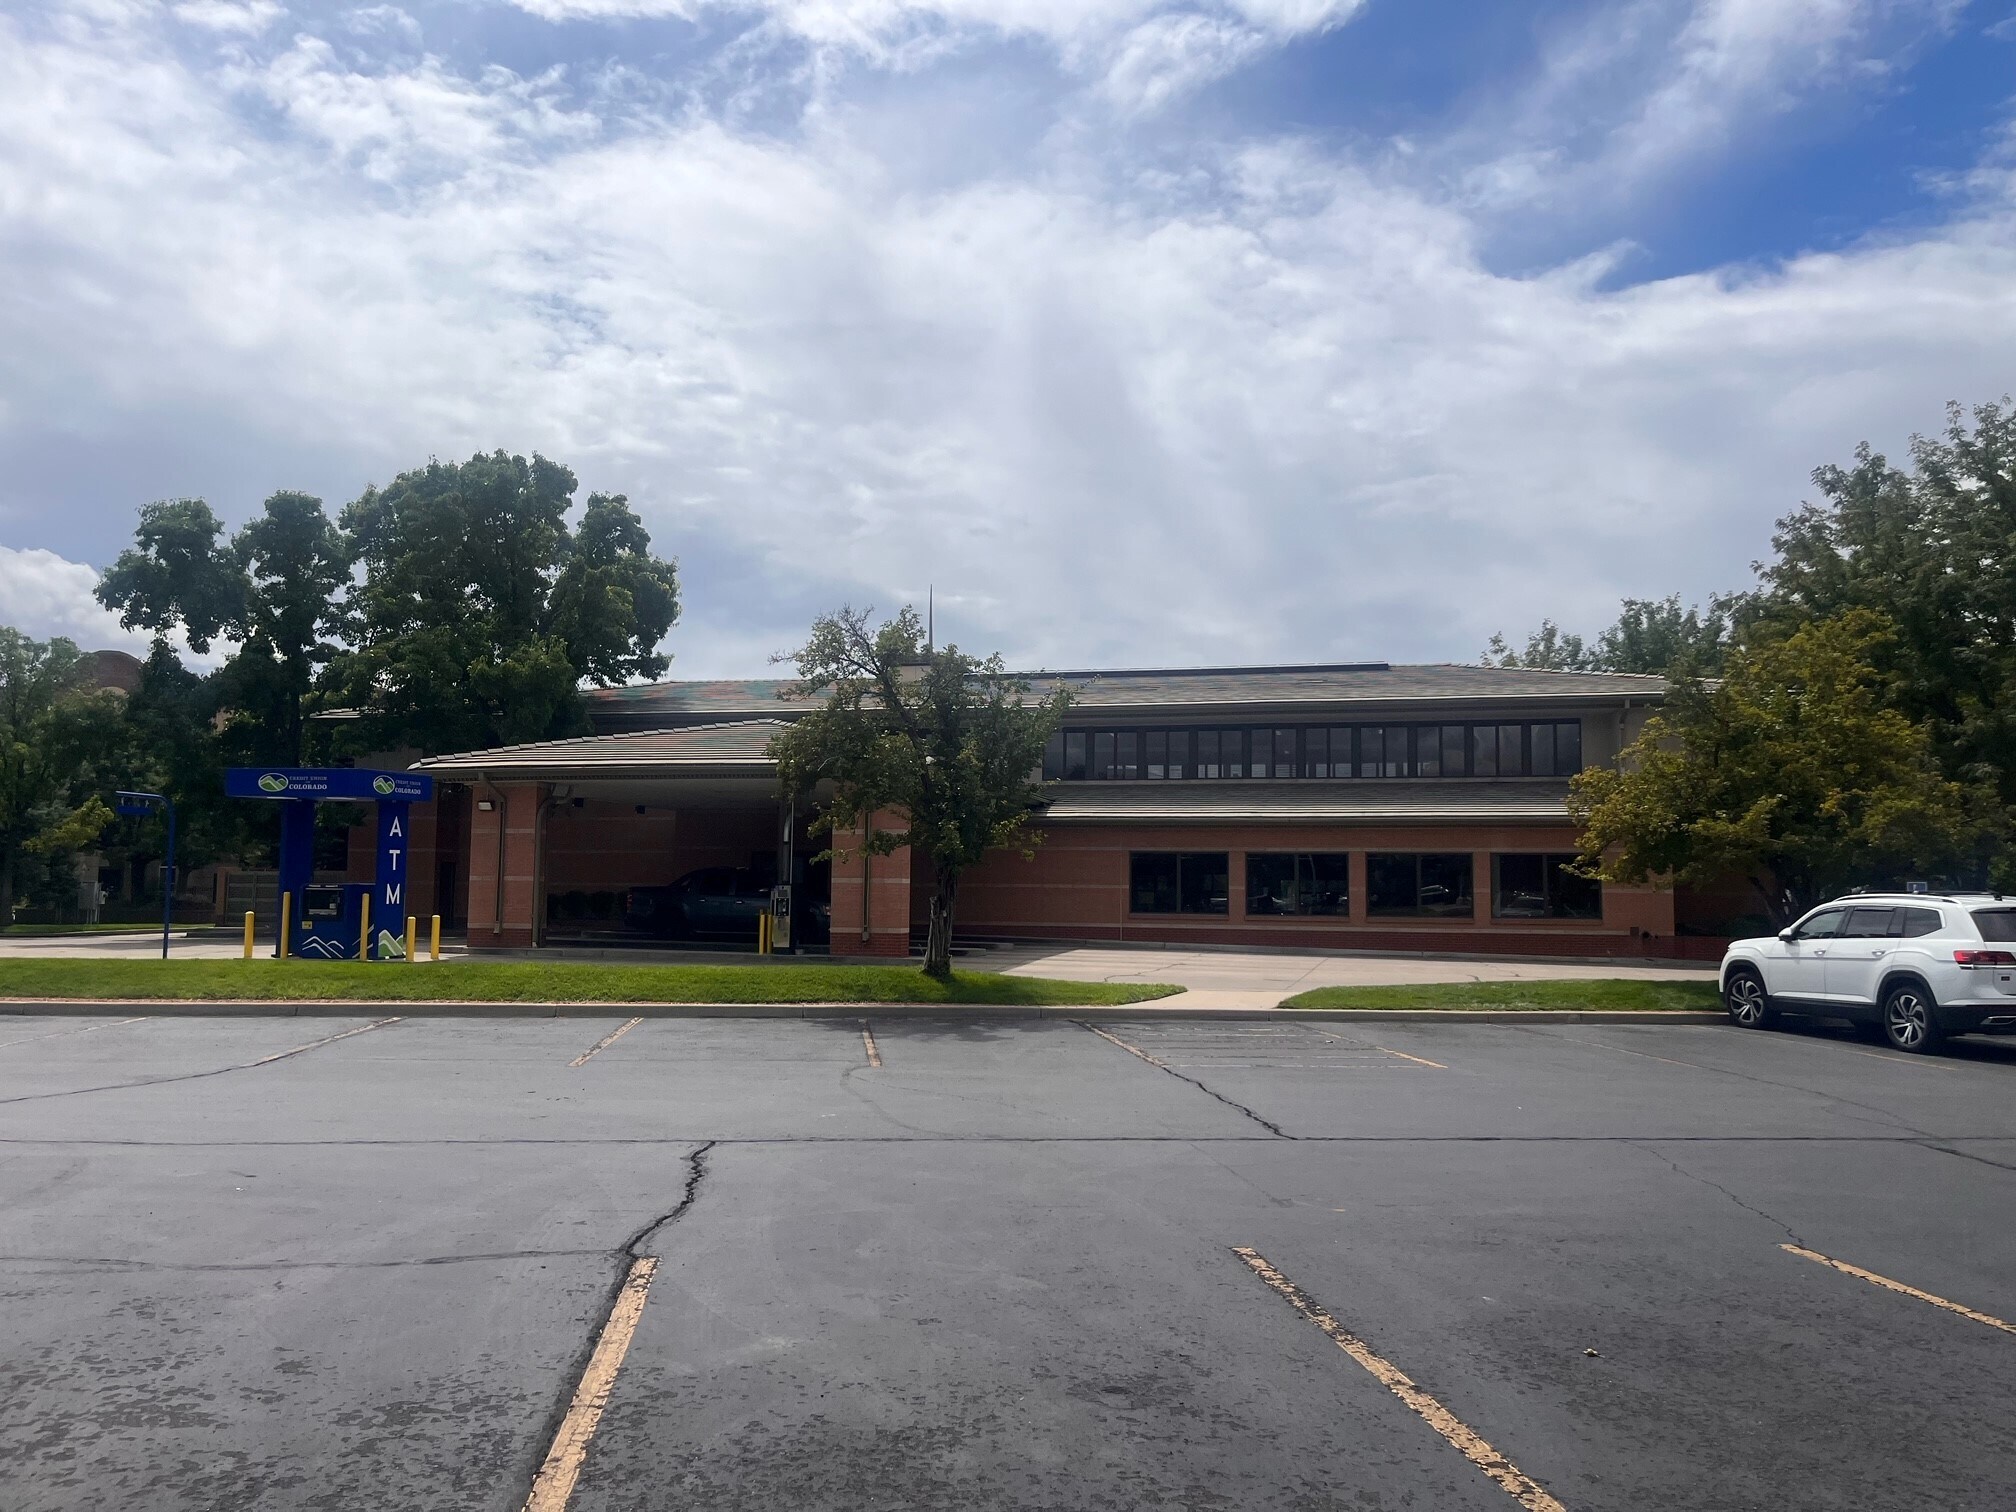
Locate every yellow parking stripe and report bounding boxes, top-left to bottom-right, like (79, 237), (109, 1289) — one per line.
(248, 1017), (400, 1066)
(570, 1018), (644, 1068)
(860, 1022), (882, 1068)
(1371, 1044), (1446, 1070)
(0, 1017), (146, 1050)
(1234, 1247), (1566, 1512)
(522, 1256), (659, 1512)
(1781, 1244), (2016, 1337)
(1085, 1023), (1166, 1066)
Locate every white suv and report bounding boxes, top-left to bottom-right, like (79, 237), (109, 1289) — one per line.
(1721, 893), (2016, 1053)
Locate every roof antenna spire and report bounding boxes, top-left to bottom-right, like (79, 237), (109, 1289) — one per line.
(927, 585), (934, 652)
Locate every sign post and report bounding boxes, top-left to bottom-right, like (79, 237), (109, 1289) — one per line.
(223, 768), (434, 960)
(114, 790), (176, 960)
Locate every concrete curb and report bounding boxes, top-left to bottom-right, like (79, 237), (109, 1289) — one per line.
(0, 999), (1726, 1024)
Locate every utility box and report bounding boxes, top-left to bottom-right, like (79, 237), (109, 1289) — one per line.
(770, 884), (793, 951)
(294, 882), (372, 959)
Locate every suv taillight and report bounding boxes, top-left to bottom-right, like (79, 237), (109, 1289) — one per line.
(1953, 948), (2016, 966)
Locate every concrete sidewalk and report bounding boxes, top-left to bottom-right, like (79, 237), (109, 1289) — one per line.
(978, 942), (1714, 1011)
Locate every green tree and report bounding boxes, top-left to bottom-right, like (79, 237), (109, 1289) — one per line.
(1485, 596), (1728, 675)
(1567, 613), (1977, 926)
(0, 631), (127, 922)
(1484, 620), (1594, 671)
(769, 607), (1069, 979)
(95, 498), (247, 654)
(1744, 399), (2016, 812)
(1593, 595), (1729, 676)
(332, 452), (680, 753)
(96, 490), (349, 763)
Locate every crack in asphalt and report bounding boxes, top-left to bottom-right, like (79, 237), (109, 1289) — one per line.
(1625, 1140), (1808, 1246)
(1075, 1022), (1294, 1139)
(0, 1018), (403, 1106)
(1917, 1141), (2016, 1176)
(1511, 1024), (1945, 1140)
(519, 1141), (716, 1509)
(619, 1140), (715, 1259)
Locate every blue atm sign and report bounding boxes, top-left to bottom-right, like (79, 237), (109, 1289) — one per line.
(224, 768), (434, 802)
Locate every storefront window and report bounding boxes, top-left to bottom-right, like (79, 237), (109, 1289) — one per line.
(1246, 854), (1350, 916)
(1491, 854), (1601, 919)
(1130, 852), (1230, 914)
(1367, 853), (1474, 917)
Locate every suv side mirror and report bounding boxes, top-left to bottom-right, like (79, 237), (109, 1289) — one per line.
(1778, 928), (1798, 942)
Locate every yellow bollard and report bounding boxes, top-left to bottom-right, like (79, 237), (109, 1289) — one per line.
(359, 892), (371, 962)
(279, 892), (291, 960)
(243, 911), (255, 960)
(405, 915), (417, 963)
(430, 914), (441, 962)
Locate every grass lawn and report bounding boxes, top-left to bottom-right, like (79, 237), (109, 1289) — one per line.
(0, 958), (1183, 1006)
(0, 923), (176, 937)
(1282, 978), (1723, 1012)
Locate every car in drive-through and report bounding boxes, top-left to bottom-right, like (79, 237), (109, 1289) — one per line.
(1720, 892), (2016, 1053)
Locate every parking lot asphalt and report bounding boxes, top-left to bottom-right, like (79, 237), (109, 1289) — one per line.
(0, 1014), (2011, 1511)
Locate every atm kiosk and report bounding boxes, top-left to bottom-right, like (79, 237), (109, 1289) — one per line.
(224, 767), (435, 959)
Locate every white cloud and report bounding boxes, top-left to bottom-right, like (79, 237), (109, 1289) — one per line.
(500, 0), (1361, 84)
(0, 546), (214, 661)
(172, 0), (284, 34)
(1, 1), (2013, 679)
(1456, 0), (1967, 219)
(1097, 13), (1268, 116)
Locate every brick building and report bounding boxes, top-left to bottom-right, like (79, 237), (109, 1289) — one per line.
(399, 661), (1733, 960)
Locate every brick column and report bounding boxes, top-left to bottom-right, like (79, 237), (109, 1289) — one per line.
(1348, 851), (1368, 921)
(828, 810), (913, 958)
(467, 782), (548, 950)
(1472, 849), (1493, 927)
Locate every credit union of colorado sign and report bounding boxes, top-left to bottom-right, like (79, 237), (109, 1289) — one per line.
(225, 768), (433, 803)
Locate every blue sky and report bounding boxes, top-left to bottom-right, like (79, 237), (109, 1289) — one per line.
(1, 0), (2013, 676)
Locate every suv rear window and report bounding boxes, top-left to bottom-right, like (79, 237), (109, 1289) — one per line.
(1896, 907), (1944, 937)
(1971, 909), (2016, 941)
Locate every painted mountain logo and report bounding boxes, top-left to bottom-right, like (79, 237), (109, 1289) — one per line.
(257, 773), (289, 793)
(372, 776), (397, 796)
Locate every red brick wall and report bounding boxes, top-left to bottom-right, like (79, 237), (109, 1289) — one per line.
(467, 782), (547, 949)
(954, 821), (1686, 958)
(830, 811), (913, 957)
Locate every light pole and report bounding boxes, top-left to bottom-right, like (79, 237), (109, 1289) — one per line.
(115, 790), (176, 960)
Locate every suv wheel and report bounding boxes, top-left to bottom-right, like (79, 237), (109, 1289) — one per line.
(1881, 981), (1946, 1054)
(1725, 968), (1775, 1029)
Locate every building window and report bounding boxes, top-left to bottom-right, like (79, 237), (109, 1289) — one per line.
(1270, 727), (1297, 780)
(1367, 853), (1474, 917)
(1116, 730), (1141, 781)
(1361, 725), (1406, 778)
(1531, 721), (1583, 776)
(1195, 729), (1221, 779)
(1247, 854), (1350, 916)
(1064, 731), (1088, 781)
(1092, 731), (1116, 781)
(1130, 852), (1229, 914)
(1491, 854), (1601, 919)
(1051, 719), (1586, 781)
(1441, 725), (1467, 777)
